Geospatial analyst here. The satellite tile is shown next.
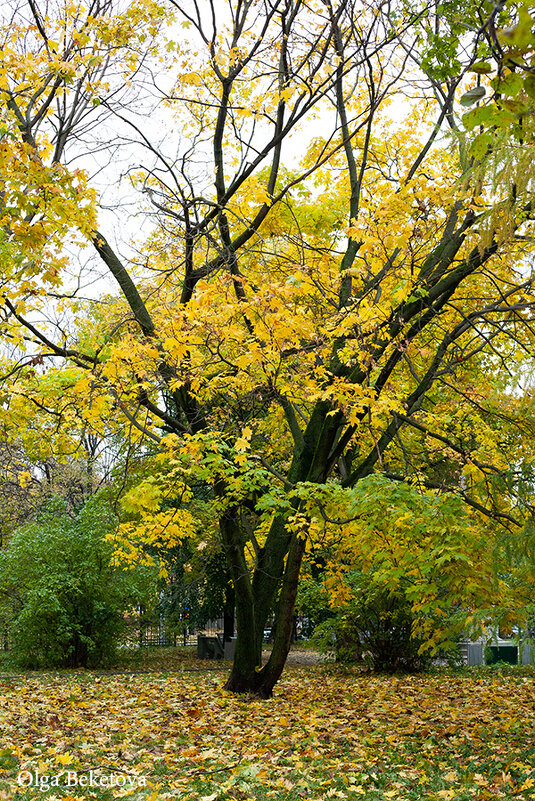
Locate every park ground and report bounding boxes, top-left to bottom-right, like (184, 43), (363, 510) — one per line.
(0, 649), (534, 801)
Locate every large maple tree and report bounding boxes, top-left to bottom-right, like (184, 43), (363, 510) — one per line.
(2, 0), (535, 695)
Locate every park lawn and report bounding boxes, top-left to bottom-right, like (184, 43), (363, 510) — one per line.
(0, 657), (534, 801)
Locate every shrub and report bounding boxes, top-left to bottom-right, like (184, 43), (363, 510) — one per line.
(318, 575), (432, 673)
(0, 495), (154, 668)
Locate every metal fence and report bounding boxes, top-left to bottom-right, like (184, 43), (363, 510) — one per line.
(132, 614), (226, 648)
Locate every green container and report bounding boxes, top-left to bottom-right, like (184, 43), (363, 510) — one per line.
(486, 645), (518, 665)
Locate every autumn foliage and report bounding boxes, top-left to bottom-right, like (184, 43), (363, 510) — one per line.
(1, 0), (535, 695)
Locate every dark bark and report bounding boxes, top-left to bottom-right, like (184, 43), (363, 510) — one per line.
(252, 532), (307, 698)
(223, 403), (344, 695)
(217, 486), (262, 688)
(223, 584), (235, 641)
(224, 527), (307, 698)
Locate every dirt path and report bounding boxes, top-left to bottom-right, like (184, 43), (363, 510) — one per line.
(263, 648), (325, 666)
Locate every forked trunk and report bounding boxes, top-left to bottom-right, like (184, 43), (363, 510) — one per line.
(224, 531), (306, 698)
(223, 405), (341, 695)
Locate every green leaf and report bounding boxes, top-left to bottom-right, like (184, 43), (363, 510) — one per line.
(498, 6), (535, 50)
(501, 97), (529, 114)
(462, 104), (516, 131)
(493, 71), (524, 97)
(460, 86), (486, 107)
(462, 104), (495, 131)
(469, 61), (493, 74)
(468, 131), (495, 159)
(523, 73), (535, 99)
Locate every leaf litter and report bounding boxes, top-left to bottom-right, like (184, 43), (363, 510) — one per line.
(0, 663), (534, 800)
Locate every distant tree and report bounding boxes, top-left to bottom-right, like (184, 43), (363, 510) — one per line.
(0, 433), (118, 544)
(156, 542), (234, 639)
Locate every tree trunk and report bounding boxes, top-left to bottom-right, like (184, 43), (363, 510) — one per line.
(217, 497), (264, 691)
(223, 406), (342, 695)
(252, 531), (307, 698)
(223, 584), (235, 641)
(224, 525), (307, 697)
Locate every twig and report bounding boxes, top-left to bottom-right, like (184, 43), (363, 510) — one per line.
(187, 760), (241, 777)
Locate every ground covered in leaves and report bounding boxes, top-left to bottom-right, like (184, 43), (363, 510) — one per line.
(0, 650), (534, 800)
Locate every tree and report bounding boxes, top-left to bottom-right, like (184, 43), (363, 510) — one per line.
(0, 495), (155, 668)
(0, 435), (119, 545)
(296, 473), (508, 668)
(1, 0), (535, 695)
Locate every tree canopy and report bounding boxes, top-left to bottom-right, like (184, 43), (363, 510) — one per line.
(1, 0), (535, 695)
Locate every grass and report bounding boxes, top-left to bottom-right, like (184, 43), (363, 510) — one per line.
(0, 649), (534, 800)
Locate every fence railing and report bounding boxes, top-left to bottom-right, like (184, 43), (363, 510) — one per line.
(130, 615), (226, 648)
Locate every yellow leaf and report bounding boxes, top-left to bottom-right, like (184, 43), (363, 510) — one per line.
(56, 752), (75, 765)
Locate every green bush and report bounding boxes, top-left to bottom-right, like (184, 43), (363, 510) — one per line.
(318, 575), (432, 673)
(0, 495), (155, 668)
